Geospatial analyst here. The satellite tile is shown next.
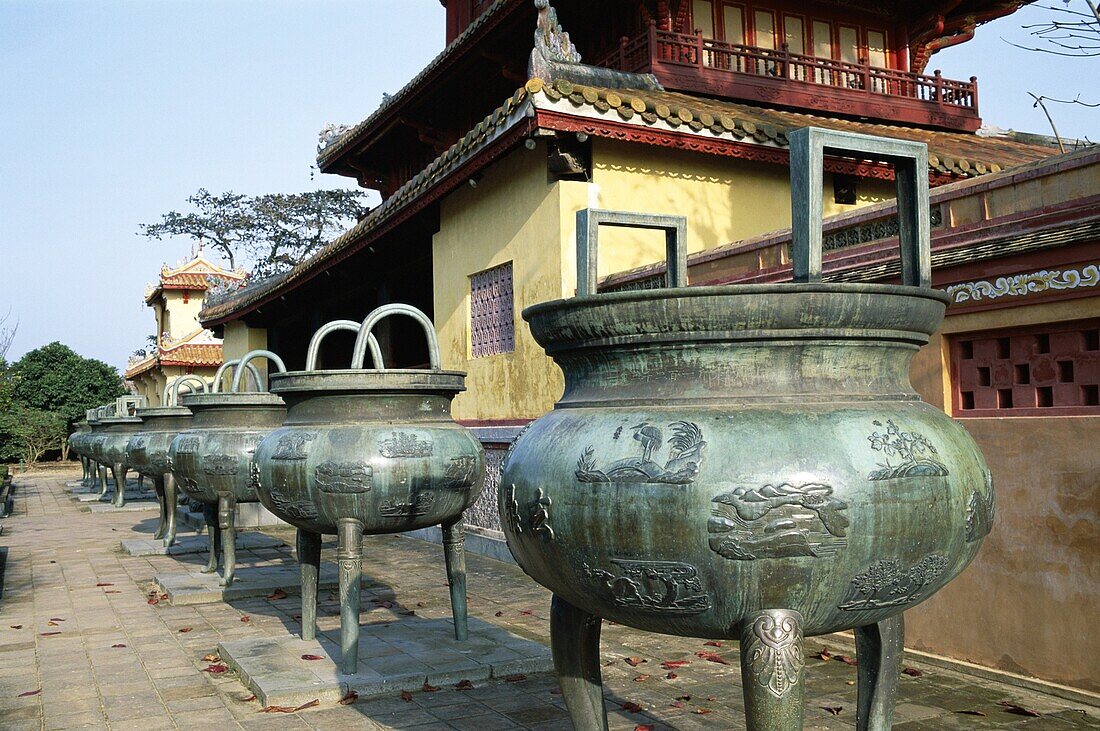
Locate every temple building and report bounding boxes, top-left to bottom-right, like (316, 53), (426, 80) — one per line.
(126, 252), (246, 402)
(199, 0), (1097, 693)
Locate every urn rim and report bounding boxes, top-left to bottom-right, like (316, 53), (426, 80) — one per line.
(136, 406), (193, 419)
(181, 392), (286, 409)
(269, 369), (467, 395)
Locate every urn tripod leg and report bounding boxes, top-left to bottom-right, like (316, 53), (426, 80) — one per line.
(137, 473), (145, 492)
(162, 473), (179, 547)
(152, 476), (167, 540)
(111, 463), (128, 508)
(98, 464), (109, 498)
(81, 457), (90, 486)
(739, 609), (806, 731)
(550, 594), (608, 731)
(337, 517), (364, 674)
(218, 495), (237, 587)
(441, 518), (468, 641)
(201, 502), (221, 574)
(855, 614), (904, 731)
(296, 529), (321, 642)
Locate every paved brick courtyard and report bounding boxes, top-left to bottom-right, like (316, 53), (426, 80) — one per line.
(0, 468), (1096, 730)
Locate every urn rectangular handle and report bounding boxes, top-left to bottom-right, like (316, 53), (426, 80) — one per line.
(576, 209), (688, 296)
(789, 127), (932, 289)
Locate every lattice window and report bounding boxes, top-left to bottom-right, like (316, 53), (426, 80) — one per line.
(470, 262), (515, 358)
(951, 319), (1100, 417)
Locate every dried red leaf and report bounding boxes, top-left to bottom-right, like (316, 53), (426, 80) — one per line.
(520, 610), (533, 615)
(147, 597), (159, 606)
(956, 710), (987, 716)
(621, 701), (643, 713)
(338, 690), (359, 705)
(96, 582), (113, 587)
(105, 590), (121, 594)
(202, 653), (220, 663)
(694, 651), (729, 665)
(454, 679), (474, 690)
(694, 708), (712, 715)
(400, 690), (413, 702)
(267, 589), (287, 600)
(814, 647), (832, 661)
(111, 644), (127, 648)
(422, 682), (440, 692)
(633, 674), (650, 682)
(48, 618), (64, 622)
(260, 705), (298, 713)
(822, 706), (843, 716)
(18, 689), (41, 697)
(635, 725), (655, 731)
(625, 657), (647, 667)
(703, 641), (723, 647)
(661, 660), (690, 669)
(9, 625), (21, 629)
(665, 672), (678, 679)
(836, 654), (858, 666)
(203, 663), (228, 674)
(240, 615), (250, 623)
(671, 700), (685, 709)
(178, 627), (192, 633)
(300, 654), (324, 661)
(39, 631), (61, 637)
(160, 593), (168, 600)
(505, 674), (527, 682)
(902, 667), (923, 677)
(295, 699), (319, 711)
(494, 611), (503, 617)
(998, 702), (1040, 717)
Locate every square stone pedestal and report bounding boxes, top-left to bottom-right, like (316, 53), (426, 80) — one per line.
(218, 617), (553, 707)
(86, 499), (159, 513)
(155, 565), (338, 605)
(122, 531), (285, 557)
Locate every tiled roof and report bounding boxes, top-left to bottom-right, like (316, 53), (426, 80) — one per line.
(525, 79), (1057, 177)
(158, 343), (222, 368)
(201, 80), (1060, 325)
(145, 254), (246, 304)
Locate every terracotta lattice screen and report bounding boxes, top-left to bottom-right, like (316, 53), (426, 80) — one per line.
(470, 262), (515, 358)
(951, 319), (1100, 417)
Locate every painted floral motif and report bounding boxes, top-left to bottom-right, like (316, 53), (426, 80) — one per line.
(867, 420), (948, 480)
(946, 264), (1099, 304)
(576, 421), (706, 484)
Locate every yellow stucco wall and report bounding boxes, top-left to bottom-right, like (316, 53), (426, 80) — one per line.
(161, 291), (204, 341)
(221, 322), (269, 390)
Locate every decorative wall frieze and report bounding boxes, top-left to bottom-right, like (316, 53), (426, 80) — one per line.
(945, 264), (1099, 304)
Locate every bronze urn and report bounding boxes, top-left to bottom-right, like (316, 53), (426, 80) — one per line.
(92, 402), (145, 508)
(500, 130), (994, 730)
(254, 304), (486, 673)
(168, 356), (286, 584)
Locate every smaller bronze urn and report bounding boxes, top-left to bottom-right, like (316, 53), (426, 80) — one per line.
(94, 401), (145, 508)
(168, 356), (286, 584)
(69, 419), (92, 487)
(127, 376), (204, 547)
(254, 304), (485, 673)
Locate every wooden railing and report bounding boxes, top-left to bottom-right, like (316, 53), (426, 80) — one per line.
(595, 25), (979, 114)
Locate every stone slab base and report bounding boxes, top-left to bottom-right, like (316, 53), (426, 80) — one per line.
(86, 501), (160, 513)
(178, 501), (289, 530)
(155, 566), (337, 606)
(75, 489), (153, 503)
(218, 617), (552, 707)
(121, 531), (285, 557)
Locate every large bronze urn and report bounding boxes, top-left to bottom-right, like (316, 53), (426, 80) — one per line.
(69, 419), (92, 487)
(501, 130), (994, 730)
(168, 356), (285, 584)
(86, 406), (111, 497)
(94, 404), (145, 508)
(254, 305), (486, 673)
(127, 376), (205, 547)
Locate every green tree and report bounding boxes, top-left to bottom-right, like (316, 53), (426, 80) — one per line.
(139, 188), (369, 279)
(10, 342), (127, 424)
(0, 406), (67, 466)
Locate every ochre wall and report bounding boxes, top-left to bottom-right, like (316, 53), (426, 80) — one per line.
(434, 145), (567, 422)
(221, 322), (269, 390)
(906, 296), (1100, 691)
(162, 291), (204, 341)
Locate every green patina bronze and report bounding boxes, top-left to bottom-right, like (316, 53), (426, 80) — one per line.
(69, 419), (93, 487)
(254, 304), (486, 675)
(168, 357), (286, 585)
(501, 129), (993, 731)
(92, 402), (145, 509)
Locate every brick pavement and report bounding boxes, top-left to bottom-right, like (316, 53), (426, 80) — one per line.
(0, 468), (1097, 730)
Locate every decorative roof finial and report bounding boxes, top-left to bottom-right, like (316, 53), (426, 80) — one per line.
(529, 0), (582, 81)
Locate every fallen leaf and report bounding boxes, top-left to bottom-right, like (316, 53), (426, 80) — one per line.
(202, 654), (220, 663)
(338, 690), (359, 705)
(239, 694), (256, 702)
(665, 672), (678, 679)
(260, 705), (298, 713)
(46, 622), (58, 627)
(998, 702), (1040, 717)
(671, 700), (685, 709)
(836, 654), (858, 666)
(520, 610), (533, 615)
(18, 689), (41, 697)
(203, 664), (228, 674)
(822, 706), (843, 716)
(96, 582), (113, 587)
(39, 631), (61, 637)
(111, 644), (127, 648)
(902, 667), (923, 677)
(240, 616), (250, 623)
(294, 699), (319, 711)
(694, 708), (712, 715)
(814, 647), (832, 661)
(956, 710), (987, 716)
(633, 674), (650, 682)
(635, 725), (655, 731)
(661, 660), (690, 669)
(494, 611), (503, 617)
(505, 674), (527, 682)
(422, 681), (440, 692)
(400, 690), (413, 702)
(454, 680), (474, 690)
(677, 695), (692, 701)
(703, 641), (723, 647)
(160, 593), (168, 600)
(105, 590), (121, 594)
(48, 618), (65, 622)
(301, 654), (324, 661)
(625, 657), (647, 667)
(147, 597), (159, 606)
(267, 588), (287, 600)
(621, 701), (643, 713)
(178, 627), (193, 634)
(9, 625), (21, 629)
(694, 651), (728, 665)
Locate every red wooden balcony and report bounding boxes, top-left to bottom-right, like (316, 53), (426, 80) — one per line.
(595, 25), (981, 132)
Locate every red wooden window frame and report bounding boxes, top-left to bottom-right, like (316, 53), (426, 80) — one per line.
(951, 319), (1100, 417)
